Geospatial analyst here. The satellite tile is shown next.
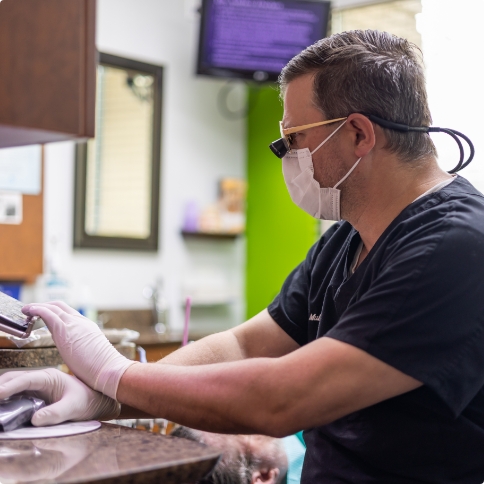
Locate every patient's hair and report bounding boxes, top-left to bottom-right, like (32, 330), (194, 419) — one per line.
(279, 29), (436, 163)
(171, 426), (287, 484)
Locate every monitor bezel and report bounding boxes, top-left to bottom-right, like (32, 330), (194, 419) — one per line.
(196, 0), (331, 83)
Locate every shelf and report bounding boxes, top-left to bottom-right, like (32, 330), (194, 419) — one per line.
(181, 230), (242, 240)
(182, 297), (237, 307)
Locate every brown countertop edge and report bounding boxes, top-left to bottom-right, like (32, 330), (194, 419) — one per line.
(0, 423), (221, 484)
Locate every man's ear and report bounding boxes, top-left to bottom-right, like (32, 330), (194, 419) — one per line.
(346, 113), (376, 159)
(251, 467), (280, 484)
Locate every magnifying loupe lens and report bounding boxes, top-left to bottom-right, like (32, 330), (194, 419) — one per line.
(269, 138), (288, 158)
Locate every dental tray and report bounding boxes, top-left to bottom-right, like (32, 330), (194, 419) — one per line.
(0, 328), (54, 349)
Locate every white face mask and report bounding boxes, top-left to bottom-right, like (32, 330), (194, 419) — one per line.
(282, 120), (362, 221)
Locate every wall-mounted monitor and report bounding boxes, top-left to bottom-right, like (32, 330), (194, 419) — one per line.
(197, 0), (331, 82)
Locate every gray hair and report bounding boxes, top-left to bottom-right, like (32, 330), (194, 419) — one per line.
(171, 426), (287, 484)
(279, 30), (437, 163)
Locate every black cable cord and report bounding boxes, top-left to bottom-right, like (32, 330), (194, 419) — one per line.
(367, 114), (429, 133)
(428, 128), (465, 173)
(367, 114), (475, 174)
(448, 129), (475, 170)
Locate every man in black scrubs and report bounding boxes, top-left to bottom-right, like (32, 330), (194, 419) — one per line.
(2, 30), (484, 483)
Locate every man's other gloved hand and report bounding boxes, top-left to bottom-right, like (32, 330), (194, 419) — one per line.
(0, 368), (120, 426)
(22, 301), (137, 399)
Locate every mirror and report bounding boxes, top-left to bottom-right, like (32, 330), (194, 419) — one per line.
(74, 53), (162, 250)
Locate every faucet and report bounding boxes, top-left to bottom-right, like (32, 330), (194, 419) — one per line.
(142, 281), (169, 335)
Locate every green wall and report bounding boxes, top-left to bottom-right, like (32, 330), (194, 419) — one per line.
(245, 86), (319, 319)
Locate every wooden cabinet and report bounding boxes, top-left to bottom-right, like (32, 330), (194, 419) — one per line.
(0, 0), (96, 148)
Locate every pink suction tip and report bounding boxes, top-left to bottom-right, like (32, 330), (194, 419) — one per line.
(182, 297), (191, 347)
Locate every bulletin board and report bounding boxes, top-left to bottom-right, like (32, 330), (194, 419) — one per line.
(0, 149), (43, 283)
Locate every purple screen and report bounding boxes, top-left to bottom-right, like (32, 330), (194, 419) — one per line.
(199, 0), (329, 79)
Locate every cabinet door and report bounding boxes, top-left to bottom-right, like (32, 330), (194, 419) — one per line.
(0, 0), (96, 148)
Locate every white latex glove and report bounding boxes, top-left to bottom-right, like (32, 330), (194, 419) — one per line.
(0, 368), (120, 426)
(22, 301), (138, 399)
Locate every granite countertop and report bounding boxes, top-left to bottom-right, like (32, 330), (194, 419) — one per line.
(0, 347), (63, 369)
(0, 423), (220, 484)
(0, 342), (140, 371)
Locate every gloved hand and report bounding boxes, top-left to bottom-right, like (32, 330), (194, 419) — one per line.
(0, 368), (120, 426)
(22, 301), (137, 399)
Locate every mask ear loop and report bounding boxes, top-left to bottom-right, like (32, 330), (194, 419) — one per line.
(309, 119), (360, 189)
(334, 157), (362, 189)
(310, 120), (347, 155)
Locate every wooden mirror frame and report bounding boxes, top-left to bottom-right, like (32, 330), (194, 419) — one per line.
(74, 53), (162, 251)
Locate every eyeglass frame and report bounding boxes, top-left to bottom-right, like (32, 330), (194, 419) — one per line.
(279, 117), (348, 150)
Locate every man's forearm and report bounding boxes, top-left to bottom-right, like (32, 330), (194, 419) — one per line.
(117, 358), (288, 435)
(116, 337), (421, 436)
(118, 331), (245, 418)
(118, 404), (155, 419)
(157, 309), (299, 367)
(157, 330), (245, 366)
(118, 311), (298, 419)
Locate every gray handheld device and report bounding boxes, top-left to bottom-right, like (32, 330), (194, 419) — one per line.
(0, 291), (37, 338)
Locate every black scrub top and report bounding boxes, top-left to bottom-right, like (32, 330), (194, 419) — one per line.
(268, 176), (484, 484)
